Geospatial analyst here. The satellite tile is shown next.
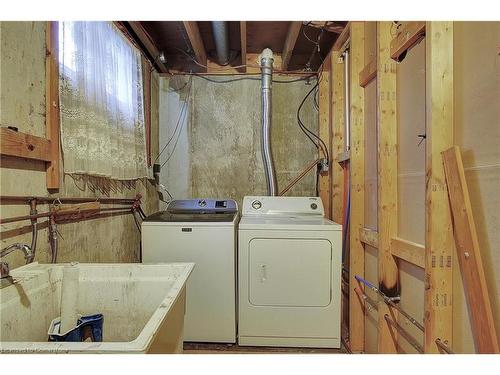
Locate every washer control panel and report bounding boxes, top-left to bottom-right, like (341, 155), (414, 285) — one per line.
(168, 199), (238, 214)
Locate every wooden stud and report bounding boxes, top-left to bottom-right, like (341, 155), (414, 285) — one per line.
(359, 59), (377, 87)
(359, 227), (379, 248)
(45, 21), (61, 190)
(281, 21), (302, 71)
(127, 22), (168, 73)
(182, 21), (207, 69)
(0, 128), (52, 162)
(143, 58), (152, 167)
(348, 22), (365, 353)
(391, 237), (425, 269)
(331, 50), (345, 224)
(442, 146), (499, 353)
(318, 54), (332, 219)
(376, 21), (399, 353)
(390, 22), (426, 62)
(240, 21), (247, 73)
(424, 21), (454, 354)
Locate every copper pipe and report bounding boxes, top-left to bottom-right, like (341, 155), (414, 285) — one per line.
(0, 196), (138, 205)
(1, 207), (132, 225)
(384, 314), (424, 354)
(435, 338), (454, 354)
(279, 158), (321, 196)
(1, 211), (133, 241)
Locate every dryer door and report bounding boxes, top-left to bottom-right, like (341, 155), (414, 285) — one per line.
(248, 238), (332, 307)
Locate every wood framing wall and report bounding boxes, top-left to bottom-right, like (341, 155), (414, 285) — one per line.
(318, 21), (500, 353)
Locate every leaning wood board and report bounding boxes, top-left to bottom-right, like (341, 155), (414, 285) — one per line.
(442, 146), (500, 353)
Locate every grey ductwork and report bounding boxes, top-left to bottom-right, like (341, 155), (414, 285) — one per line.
(211, 21), (230, 65)
(259, 48), (278, 196)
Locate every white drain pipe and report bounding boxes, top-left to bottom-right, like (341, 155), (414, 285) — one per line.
(259, 48), (278, 196)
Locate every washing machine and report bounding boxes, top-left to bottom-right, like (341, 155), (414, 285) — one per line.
(238, 196), (342, 348)
(142, 199), (238, 343)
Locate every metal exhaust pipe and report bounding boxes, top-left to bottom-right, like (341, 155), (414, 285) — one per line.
(211, 21), (230, 65)
(259, 48), (278, 196)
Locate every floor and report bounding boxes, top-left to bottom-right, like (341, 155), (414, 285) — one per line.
(183, 342), (346, 354)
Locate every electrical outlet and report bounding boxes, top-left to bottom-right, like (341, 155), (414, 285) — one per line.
(319, 158), (329, 173)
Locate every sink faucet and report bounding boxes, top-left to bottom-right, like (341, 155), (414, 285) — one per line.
(0, 243), (34, 279)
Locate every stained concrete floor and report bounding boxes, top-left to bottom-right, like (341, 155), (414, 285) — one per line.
(183, 342), (346, 354)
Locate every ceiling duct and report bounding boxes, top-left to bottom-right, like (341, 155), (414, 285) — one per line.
(211, 21), (230, 65)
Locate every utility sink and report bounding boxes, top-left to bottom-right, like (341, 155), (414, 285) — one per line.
(0, 262), (194, 353)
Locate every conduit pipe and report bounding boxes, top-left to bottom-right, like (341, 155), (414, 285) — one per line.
(384, 314), (424, 353)
(259, 48), (278, 196)
(435, 338), (454, 354)
(343, 49), (350, 151)
(211, 21), (230, 65)
(28, 199), (38, 263)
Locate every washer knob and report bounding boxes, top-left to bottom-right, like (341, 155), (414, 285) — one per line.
(310, 203), (318, 210)
(251, 200), (262, 210)
(198, 199), (206, 207)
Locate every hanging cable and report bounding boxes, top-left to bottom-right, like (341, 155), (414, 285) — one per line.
(160, 78), (194, 169)
(153, 76), (193, 164)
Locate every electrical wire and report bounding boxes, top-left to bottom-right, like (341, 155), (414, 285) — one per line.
(296, 68), (330, 163)
(153, 76), (193, 164)
(190, 74), (315, 84)
(160, 78), (193, 169)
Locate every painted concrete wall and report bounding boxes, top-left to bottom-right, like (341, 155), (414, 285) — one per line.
(158, 76), (191, 210)
(0, 22), (159, 269)
(159, 74), (319, 207)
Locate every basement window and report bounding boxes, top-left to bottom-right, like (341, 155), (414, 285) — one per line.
(58, 21), (148, 180)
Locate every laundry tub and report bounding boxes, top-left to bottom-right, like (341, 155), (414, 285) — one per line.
(0, 262), (193, 353)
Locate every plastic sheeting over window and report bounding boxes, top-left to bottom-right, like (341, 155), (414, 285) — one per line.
(59, 21), (147, 180)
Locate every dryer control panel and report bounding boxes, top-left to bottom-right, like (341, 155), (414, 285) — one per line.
(242, 196), (324, 217)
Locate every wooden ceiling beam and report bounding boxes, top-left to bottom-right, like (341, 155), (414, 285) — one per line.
(307, 21), (345, 34)
(281, 21), (302, 71)
(126, 22), (168, 73)
(182, 21), (207, 71)
(332, 22), (351, 51)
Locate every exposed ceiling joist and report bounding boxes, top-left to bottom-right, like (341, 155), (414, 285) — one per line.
(307, 21), (345, 34)
(182, 21), (208, 71)
(126, 22), (168, 73)
(333, 21), (351, 51)
(281, 21), (302, 71)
